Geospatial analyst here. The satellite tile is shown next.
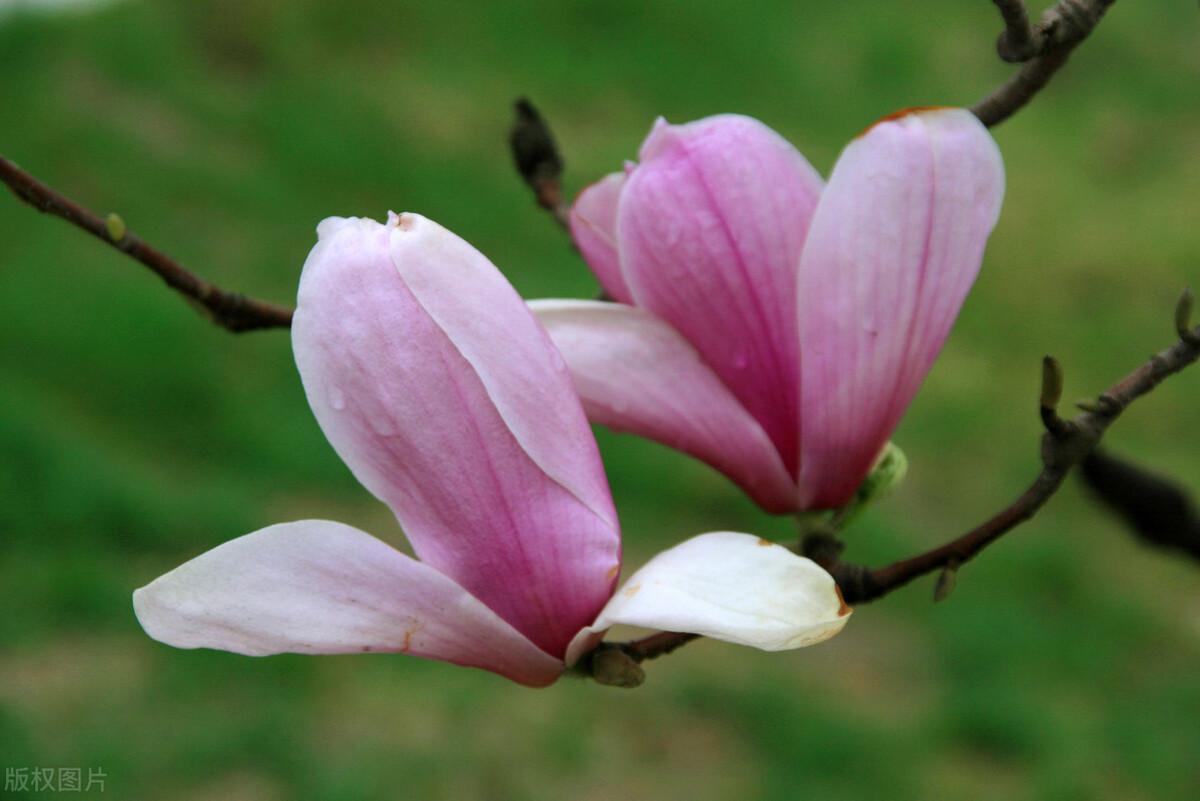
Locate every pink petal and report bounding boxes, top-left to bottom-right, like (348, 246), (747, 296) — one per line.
(796, 108), (1005, 508)
(617, 114), (824, 475)
(292, 213), (620, 659)
(569, 172), (633, 303)
(133, 521), (565, 687)
(529, 299), (799, 513)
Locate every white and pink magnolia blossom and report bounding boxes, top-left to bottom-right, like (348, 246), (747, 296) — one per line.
(533, 107), (1005, 513)
(133, 212), (850, 687)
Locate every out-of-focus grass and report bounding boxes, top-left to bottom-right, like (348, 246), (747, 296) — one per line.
(1, 1), (1198, 799)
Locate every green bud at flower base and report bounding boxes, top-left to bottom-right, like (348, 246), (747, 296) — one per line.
(837, 442), (908, 525)
(865, 442), (908, 498)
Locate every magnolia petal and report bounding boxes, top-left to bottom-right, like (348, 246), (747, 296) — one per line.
(133, 521), (565, 687)
(575, 531), (850, 657)
(384, 214), (617, 531)
(797, 108), (1005, 509)
(569, 172), (633, 303)
(292, 214), (620, 658)
(617, 114), (825, 474)
(530, 299), (799, 514)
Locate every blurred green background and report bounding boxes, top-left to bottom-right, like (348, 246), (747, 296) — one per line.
(2, 1), (1198, 799)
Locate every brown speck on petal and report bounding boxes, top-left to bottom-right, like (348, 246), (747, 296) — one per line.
(756, 537), (775, 547)
(401, 623), (422, 652)
(857, 105), (950, 138)
(622, 583), (642, 599)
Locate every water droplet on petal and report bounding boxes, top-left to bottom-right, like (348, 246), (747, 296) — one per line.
(329, 386), (346, 411)
(368, 415), (395, 436)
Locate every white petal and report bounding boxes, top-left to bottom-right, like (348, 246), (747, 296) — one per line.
(574, 532), (850, 658)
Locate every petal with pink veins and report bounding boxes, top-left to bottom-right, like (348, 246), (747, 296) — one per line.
(796, 108), (1004, 509)
(292, 214), (620, 658)
(617, 115), (824, 474)
(530, 299), (798, 513)
(569, 172), (633, 303)
(133, 521), (566, 687)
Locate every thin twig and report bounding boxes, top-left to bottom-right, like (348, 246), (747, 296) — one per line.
(595, 294), (1200, 677)
(972, 0), (1117, 127)
(0, 155), (293, 332)
(625, 631), (700, 663)
(992, 1), (1041, 62)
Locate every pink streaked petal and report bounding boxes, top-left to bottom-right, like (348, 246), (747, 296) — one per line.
(529, 299), (799, 514)
(133, 521), (565, 687)
(292, 214), (620, 658)
(385, 213), (617, 532)
(797, 108), (1005, 508)
(617, 114), (824, 475)
(569, 172), (633, 303)
(572, 532), (850, 657)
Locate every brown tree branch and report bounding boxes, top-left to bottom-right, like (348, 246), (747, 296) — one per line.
(0, 155), (294, 332)
(591, 292), (1200, 683)
(972, 0), (1118, 127)
(991, 1), (1041, 62)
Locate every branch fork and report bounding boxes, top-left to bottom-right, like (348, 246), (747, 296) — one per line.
(973, 0), (1117, 127)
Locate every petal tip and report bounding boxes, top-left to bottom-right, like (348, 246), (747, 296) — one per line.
(316, 215), (353, 240)
(131, 581), (186, 650)
(389, 211), (420, 231)
(638, 116), (677, 161)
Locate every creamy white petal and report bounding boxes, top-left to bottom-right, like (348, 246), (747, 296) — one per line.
(567, 531), (850, 663)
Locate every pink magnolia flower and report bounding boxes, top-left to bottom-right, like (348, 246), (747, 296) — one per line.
(532, 107), (1004, 514)
(133, 212), (850, 687)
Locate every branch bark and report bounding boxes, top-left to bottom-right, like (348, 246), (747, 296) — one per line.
(991, 1), (1041, 62)
(972, 0), (1118, 127)
(0, 156), (293, 332)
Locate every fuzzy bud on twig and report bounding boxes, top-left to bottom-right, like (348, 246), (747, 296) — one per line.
(509, 98), (566, 221)
(105, 212), (126, 243)
(1176, 287), (1197, 344)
